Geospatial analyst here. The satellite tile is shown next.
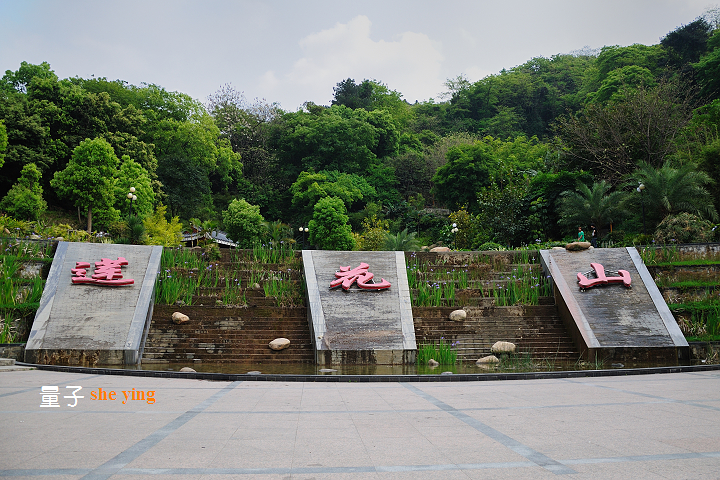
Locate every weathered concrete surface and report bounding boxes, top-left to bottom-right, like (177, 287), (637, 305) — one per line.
(24, 242), (162, 365)
(303, 250), (416, 365)
(541, 247), (688, 363)
(3, 369), (720, 479)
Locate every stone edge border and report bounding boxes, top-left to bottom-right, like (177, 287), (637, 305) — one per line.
(15, 362), (720, 382)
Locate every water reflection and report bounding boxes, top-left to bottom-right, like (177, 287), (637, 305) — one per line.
(103, 359), (701, 376)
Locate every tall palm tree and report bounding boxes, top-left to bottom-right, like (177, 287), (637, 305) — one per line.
(623, 162), (718, 229)
(383, 228), (421, 251)
(557, 180), (626, 232)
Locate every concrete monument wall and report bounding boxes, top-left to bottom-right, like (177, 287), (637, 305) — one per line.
(24, 242), (162, 365)
(540, 247), (688, 363)
(302, 250), (416, 365)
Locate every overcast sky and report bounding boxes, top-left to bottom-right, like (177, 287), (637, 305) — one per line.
(0, 0), (714, 111)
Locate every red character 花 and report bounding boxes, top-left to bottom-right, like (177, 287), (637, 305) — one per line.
(330, 263), (390, 291)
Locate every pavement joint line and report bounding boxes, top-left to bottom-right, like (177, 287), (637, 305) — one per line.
(561, 377), (720, 412)
(78, 380), (242, 480)
(0, 374), (105, 398)
(400, 382), (576, 475)
(4, 452), (720, 477)
(2, 399), (699, 416)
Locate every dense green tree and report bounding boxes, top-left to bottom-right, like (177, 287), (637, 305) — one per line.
(443, 53), (596, 138)
(332, 78), (409, 122)
(0, 119), (6, 168)
(207, 83), (277, 188)
(50, 137), (120, 232)
(271, 104), (399, 176)
(623, 162), (718, 229)
(660, 18), (712, 68)
(157, 154), (212, 220)
(383, 228), (421, 251)
(555, 78), (698, 182)
(0, 163), (47, 220)
(308, 196), (356, 251)
(1, 61), (57, 94)
(527, 170), (594, 239)
(114, 155), (154, 217)
(475, 183), (532, 247)
(0, 88), (52, 195)
(143, 204), (183, 246)
(694, 29), (720, 100)
(586, 66), (657, 104)
(432, 136), (548, 211)
(432, 143), (493, 211)
(557, 180), (626, 233)
(222, 198), (266, 247)
(290, 170), (375, 222)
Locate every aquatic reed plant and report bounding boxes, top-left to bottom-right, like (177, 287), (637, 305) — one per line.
(252, 241), (296, 264)
(417, 338), (458, 365)
(222, 276), (246, 306)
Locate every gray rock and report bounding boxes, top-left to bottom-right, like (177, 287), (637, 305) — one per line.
(179, 367), (196, 372)
(269, 337), (291, 350)
(491, 341), (516, 354)
(449, 309), (467, 322)
(430, 246), (451, 252)
(428, 359), (439, 367)
(565, 241), (592, 251)
(172, 312), (190, 324)
(476, 355), (500, 364)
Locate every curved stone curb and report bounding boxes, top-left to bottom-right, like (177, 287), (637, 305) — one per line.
(15, 362), (720, 383)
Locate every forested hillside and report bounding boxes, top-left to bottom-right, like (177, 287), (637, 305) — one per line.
(2, 15), (720, 249)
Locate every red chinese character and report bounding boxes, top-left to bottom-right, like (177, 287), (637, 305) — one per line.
(577, 262), (631, 290)
(330, 263), (391, 291)
(71, 257), (134, 286)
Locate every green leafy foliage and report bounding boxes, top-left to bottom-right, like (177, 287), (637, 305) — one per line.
(222, 198), (266, 248)
(653, 212), (714, 244)
(624, 162), (718, 230)
(143, 205), (183, 247)
(383, 228), (421, 251)
(0, 163), (47, 220)
(50, 137), (119, 232)
(0, 119), (7, 169)
(308, 196), (355, 251)
(557, 180), (626, 232)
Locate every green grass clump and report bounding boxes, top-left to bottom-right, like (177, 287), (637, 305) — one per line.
(417, 338), (458, 365)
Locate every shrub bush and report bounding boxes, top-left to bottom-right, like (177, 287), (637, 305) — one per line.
(653, 212), (714, 244)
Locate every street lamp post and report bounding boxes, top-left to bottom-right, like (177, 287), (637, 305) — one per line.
(637, 183), (645, 235)
(127, 187), (137, 216)
(298, 226), (308, 248)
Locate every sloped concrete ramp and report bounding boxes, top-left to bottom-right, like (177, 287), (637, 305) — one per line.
(25, 241), (162, 365)
(302, 250), (416, 365)
(540, 247), (688, 363)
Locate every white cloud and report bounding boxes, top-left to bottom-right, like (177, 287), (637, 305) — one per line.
(260, 15), (445, 108)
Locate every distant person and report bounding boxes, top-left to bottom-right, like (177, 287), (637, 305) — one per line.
(590, 225), (597, 248)
(578, 227), (585, 242)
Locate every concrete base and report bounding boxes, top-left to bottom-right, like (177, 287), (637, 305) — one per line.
(303, 250), (416, 365)
(540, 247), (688, 363)
(24, 242), (162, 365)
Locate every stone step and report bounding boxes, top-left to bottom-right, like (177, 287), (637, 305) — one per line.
(0, 358), (16, 366)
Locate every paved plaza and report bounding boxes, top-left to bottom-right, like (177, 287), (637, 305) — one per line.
(1, 369), (720, 479)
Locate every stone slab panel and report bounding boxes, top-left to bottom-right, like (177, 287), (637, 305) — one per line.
(303, 250), (415, 364)
(24, 241), (162, 365)
(540, 247), (688, 361)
